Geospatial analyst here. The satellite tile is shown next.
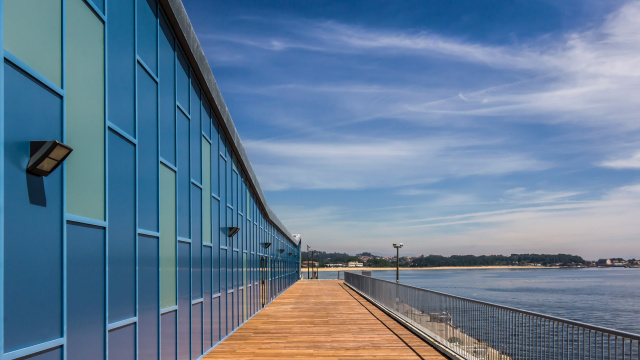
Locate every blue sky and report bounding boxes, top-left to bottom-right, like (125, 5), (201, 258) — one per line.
(182, 0), (640, 259)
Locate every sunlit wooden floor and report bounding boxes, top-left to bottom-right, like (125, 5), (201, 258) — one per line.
(204, 280), (448, 360)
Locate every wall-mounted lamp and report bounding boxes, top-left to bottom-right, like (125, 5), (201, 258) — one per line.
(279, 249), (285, 254)
(288, 252), (292, 256)
(27, 140), (73, 177)
(228, 227), (240, 238)
(263, 242), (272, 249)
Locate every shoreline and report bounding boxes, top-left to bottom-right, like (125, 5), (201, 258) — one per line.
(304, 265), (563, 272)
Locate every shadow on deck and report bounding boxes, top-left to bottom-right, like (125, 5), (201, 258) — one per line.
(204, 280), (449, 359)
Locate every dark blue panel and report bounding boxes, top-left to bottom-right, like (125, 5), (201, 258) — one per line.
(178, 242), (191, 360)
(203, 247), (212, 349)
(159, 16), (176, 164)
(176, 49), (189, 110)
(218, 160), (226, 248)
(88, 0), (104, 14)
(191, 303), (202, 359)
(212, 296), (221, 343)
(107, 0), (135, 136)
(139, 236), (159, 360)
(227, 292), (234, 332)
(160, 312), (176, 360)
(137, 0), (158, 74)
(177, 111), (190, 238)
(238, 288), (243, 327)
(190, 82), (201, 183)
(108, 324), (135, 360)
(212, 208), (220, 294)
(3, 62), (62, 351)
(108, 130), (136, 322)
(20, 347), (62, 360)
(219, 248), (227, 336)
(67, 223), (105, 360)
(191, 186), (202, 299)
(137, 65), (159, 231)
(201, 101), (211, 140)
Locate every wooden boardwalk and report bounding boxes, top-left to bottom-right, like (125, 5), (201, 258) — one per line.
(204, 280), (448, 360)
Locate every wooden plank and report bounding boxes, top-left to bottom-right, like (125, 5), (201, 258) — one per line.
(204, 280), (448, 359)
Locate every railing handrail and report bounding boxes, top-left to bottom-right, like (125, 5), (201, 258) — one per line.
(344, 271), (640, 341)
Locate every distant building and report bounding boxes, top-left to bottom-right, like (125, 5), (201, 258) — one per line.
(348, 261), (364, 267)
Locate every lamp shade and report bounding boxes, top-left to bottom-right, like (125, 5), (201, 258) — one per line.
(27, 140), (73, 177)
(228, 227), (240, 238)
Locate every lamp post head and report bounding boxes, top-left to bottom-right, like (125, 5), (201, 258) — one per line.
(393, 243), (404, 249)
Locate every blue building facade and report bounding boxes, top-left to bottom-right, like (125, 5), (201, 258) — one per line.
(0, 0), (301, 359)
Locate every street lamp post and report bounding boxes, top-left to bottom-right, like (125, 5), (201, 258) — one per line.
(393, 243), (403, 283)
(306, 245), (311, 280)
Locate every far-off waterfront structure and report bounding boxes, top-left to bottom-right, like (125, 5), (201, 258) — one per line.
(0, 0), (301, 359)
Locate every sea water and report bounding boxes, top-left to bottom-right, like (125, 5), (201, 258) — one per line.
(309, 268), (640, 335)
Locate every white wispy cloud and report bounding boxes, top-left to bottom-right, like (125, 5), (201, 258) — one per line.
(245, 136), (550, 190)
(599, 152), (640, 169)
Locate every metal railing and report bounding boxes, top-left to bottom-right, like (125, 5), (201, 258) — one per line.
(344, 272), (640, 360)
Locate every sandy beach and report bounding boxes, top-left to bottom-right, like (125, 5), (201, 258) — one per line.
(305, 265), (559, 272)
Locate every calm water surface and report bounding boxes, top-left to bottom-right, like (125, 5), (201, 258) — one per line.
(313, 268), (640, 335)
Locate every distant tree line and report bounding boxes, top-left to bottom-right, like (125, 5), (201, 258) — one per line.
(410, 254), (585, 267)
(302, 251), (585, 268)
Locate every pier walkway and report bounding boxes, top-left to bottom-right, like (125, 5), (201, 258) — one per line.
(205, 280), (448, 359)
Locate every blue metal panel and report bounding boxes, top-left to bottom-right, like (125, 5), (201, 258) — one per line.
(218, 159), (226, 248)
(219, 248), (227, 336)
(176, 49), (189, 111)
(212, 200), (220, 294)
(191, 303), (202, 359)
(227, 292), (234, 331)
(190, 81), (201, 183)
(191, 185), (202, 299)
(108, 324), (135, 360)
(138, 235), (159, 360)
(19, 347), (63, 360)
(67, 223), (105, 360)
(178, 241), (191, 360)
(137, 64), (159, 232)
(203, 247), (212, 350)
(159, 16), (176, 164)
(212, 296), (221, 343)
(107, 0), (135, 137)
(177, 111), (190, 238)
(137, 0), (158, 74)
(108, 130), (136, 322)
(160, 311), (176, 360)
(3, 62), (63, 352)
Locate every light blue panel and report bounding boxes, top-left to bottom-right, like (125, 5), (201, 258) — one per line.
(176, 49), (189, 110)
(190, 81), (201, 183)
(160, 311), (176, 360)
(3, 62), (63, 351)
(201, 101), (211, 140)
(107, 0), (135, 136)
(137, 64), (159, 231)
(20, 347), (62, 360)
(67, 223), (105, 360)
(210, 120), (218, 197)
(203, 247), (212, 349)
(108, 130), (136, 322)
(178, 242), (191, 360)
(212, 199), (220, 293)
(177, 111), (190, 238)
(138, 235), (159, 360)
(108, 324), (135, 360)
(192, 185), (202, 299)
(191, 303), (202, 359)
(238, 288), (243, 326)
(218, 157), (226, 247)
(212, 296), (221, 343)
(159, 16), (176, 164)
(137, 0), (158, 74)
